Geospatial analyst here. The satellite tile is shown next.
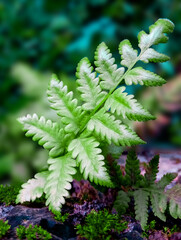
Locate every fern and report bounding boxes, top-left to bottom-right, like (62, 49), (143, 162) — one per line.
(87, 109), (144, 146)
(114, 190), (130, 215)
(165, 184), (181, 219)
(16, 171), (48, 203)
(47, 74), (85, 133)
(144, 155), (159, 186)
(124, 150), (143, 187)
(44, 154), (76, 211)
(134, 189), (149, 229)
(114, 151), (180, 230)
(18, 114), (68, 158)
(105, 86), (155, 121)
(95, 42), (125, 90)
(68, 137), (112, 187)
(76, 57), (107, 110)
(17, 18), (174, 211)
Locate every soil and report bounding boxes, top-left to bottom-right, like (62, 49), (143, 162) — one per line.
(1, 149), (181, 240)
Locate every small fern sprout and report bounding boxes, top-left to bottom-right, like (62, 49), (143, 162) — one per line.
(17, 18), (174, 212)
(114, 151), (180, 230)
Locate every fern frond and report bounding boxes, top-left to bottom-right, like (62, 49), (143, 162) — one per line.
(44, 154), (76, 211)
(16, 171), (48, 203)
(47, 74), (84, 133)
(114, 190), (130, 215)
(18, 114), (66, 157)
(134, 189), (149, 230)
(159, 194), (168, 213)
(125, 150), (143, 187)
(166, 184), (181, 218)
(144, 155), (159, 186)
(87, 109), (144, 146)
(150, 192), (166, 221)
(68, 137), (112, 187)
(169, 199), (178, 219)
(157, 172), (177, 189)
(94, 42), (125, 90)
(76, 57), (107, 110)
(125, 67), (166, 86)
(140, 48), (170, 63)
(119, 39), (138, 68)
(105, 86), (155, 121)
(105, 154), (124, 187)
(138, 18), (174, 51)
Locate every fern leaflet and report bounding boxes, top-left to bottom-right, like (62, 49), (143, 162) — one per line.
(134, 189), (149, 229)
(68, 137), (112, 187)
(94, 42), (125, 90)
(119, 39), (138, 68)
(125, 67), (166, 86)
(44, 154), (76, 211)
(76, 57), (107, 110)
(105, 86), (155, 121)
(18, 114), (66, 158)
(47, 74), (84, 133)
(16, 171), (48, 203)
(114, 191), (130, 215)
(87, 109), (144, 146)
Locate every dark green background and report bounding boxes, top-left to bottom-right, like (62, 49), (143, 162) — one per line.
(0, 0), (181, 183)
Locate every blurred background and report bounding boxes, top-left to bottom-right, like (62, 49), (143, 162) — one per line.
(0, 0), (181, 184)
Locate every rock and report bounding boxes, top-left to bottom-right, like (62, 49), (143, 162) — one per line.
(121, 230), (143, 240)
(2, 205), (77, 240)
(0, 204), (14, 219)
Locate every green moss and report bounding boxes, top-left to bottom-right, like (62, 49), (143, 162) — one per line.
(53, 212), (69, 223)
(142, 220), (156, 238)
(16, 224), (52, 240)
(75, 209), (127, 240)
(0, 183), (46, 206)
(0, 183), (22, 205)
(0, 220), (11, 238)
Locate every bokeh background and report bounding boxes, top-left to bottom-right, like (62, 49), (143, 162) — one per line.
(0, 0), (181, 184)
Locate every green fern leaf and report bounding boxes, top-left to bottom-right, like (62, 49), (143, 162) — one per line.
(166, 184), (181, 218)
(134, 189), (149, 230)
(159, 194), (168, 213)
(150, 192), (166, 221)
(16, 171), (48, 203)
(68, 136), (112, 187)
(18, 114), (66, 157)
(157, 173), (177, 189)
(47, 74), (84, 133)
(94, 42), (125, 90)
(125, 67), (166, 86)
(119, 39), (138, 67)
(169, 199), (178, 219)
(76, 57), (107, 110)
(105, 86), (155, 121)
(144, 155), (159, 186)
(138, 18), (174, 51)
(125, 150), (142, 186)
(114, 190), (130, 215)
(140, 48), (170, 63)
(44, 154), (76, 211)
(87, 109), (144, 146)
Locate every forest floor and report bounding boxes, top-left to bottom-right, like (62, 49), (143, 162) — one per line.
(1, 149), (181, 240)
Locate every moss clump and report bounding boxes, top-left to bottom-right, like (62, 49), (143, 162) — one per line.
(53, 212), (69, 223)
(75, 209), (127, 240)
(16, 224), (52, 240)
(0, 220), (11, 238)
(0, 183), (22, 205)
